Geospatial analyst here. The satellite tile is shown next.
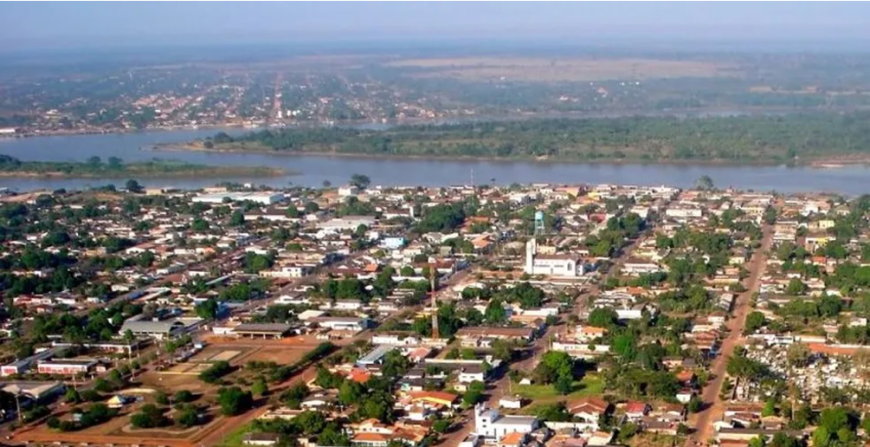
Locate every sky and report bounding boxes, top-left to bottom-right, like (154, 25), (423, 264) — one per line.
(2, 2), (870, 51)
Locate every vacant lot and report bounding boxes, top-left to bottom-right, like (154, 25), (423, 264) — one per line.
(190, 346), (248, 364)
(139, 367), (213, 393)
(16, 404), (228, 447)
(515, 374), (606, 404)
(243, 346), (306, 365)
(386, 57), (735, 82)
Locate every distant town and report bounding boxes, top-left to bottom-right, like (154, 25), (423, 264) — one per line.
(4, 51), (870, 139)
(0, 175), (865, 447)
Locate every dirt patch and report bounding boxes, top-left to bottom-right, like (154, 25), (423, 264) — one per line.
(0, 191), (49, 203)
(138, 368), (212, 394)
(190, 345), (253, 364)
(209, 350), (242, 362)
(243, 346), (305, 365)
(385, 57), (735, 82)
(166, 363), (199, 374)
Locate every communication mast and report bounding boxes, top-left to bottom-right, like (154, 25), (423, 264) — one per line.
(429, 263), (439, 339)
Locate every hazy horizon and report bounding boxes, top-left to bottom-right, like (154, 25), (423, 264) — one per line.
(3, 2), (870, 53)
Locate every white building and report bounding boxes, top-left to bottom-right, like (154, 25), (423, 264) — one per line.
(622, 259), (663, 275)
(192, 192), (284, 205)
(258, 265), (313, 279)
(312, 317), (371, 332)
(499, 396), (524, 409)
(665, 207), (703, 219)
(473, 404), (538, 440)
(371, 334), (421, 346)
(524, 239), (584, 278)
(317, 215), (377, 233)
(338, 185), (359, 197)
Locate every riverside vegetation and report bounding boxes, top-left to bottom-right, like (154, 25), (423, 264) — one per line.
(0, 155), (283, 178)
(199, 112), (870, 164)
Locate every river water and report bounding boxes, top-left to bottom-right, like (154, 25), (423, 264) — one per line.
(1, 129), (869, 195)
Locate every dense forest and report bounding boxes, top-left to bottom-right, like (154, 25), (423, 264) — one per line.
(206, 112), (870, 164)
(0, 155), (280, 178)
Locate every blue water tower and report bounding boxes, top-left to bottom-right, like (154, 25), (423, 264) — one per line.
(534, 211), (545, 235)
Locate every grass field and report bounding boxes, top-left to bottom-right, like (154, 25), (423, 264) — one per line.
(627, 432), (686, 447)
(217, 421), (253, 447)
(514, 374), (605, 401)
(385, 57), (735, 82)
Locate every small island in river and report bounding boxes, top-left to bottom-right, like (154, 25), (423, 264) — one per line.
(178, 113), (870, 166)
(0, 155), (285, 179)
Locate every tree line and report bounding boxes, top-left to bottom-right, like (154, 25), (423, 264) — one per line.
(207, 112), (870, 163)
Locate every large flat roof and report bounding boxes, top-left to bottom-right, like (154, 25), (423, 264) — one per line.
(232, 323), (292, 334)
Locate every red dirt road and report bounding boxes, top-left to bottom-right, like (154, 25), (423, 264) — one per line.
(684, 223), (773, 446)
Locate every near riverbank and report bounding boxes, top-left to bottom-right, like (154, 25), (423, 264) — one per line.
(0, 155), (287, 179)
(152, 142), (863, 169)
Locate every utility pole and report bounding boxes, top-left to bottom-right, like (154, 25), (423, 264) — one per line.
(430, 263), (439, 339)
(15, 393), (22, 423)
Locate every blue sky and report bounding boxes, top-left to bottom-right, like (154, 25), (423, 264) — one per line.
(3, 2), (870, 50)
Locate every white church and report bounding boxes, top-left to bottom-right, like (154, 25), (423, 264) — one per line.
(473, 403), (539, 441)
(524, 238), (585, 278)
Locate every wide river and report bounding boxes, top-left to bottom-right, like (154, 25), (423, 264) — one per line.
(1, 128), (870, 195)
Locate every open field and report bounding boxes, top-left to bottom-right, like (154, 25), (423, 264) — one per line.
(189, 346), (249, 364)
(201, 333), (324, 346)
(385, 57), (737, 81)
(139, 367), (213, 393)
(628, 433), (687, 447)
(13, 402), (220, 447)
(515, 374), (606, 403)
(243, 346), (307, 365)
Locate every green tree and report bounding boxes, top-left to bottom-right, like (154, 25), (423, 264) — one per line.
(484, 299), (507, 324)
(338, 380), (365, 406)
(218, 386), (253, 416)
(587, 308), (618, 328)
(349, 173), (371, 189)
(762, 399), (777, 417)
(195, 298), (220, 319)
(462, 381), (485, 407)
(200, 361), (233, 383)
(174, 390), (195, 403)
(695, 175), (715, 190)
(130, 404), (169, 429)
(125, 179), (143, 193)
(176, 407), (200, 427)
(554, 375), (574, 395)
(491, 339), (514, 362)
(191, 218), (210, 232)
(812, 426), (831, 447)
(786, 278), (807, 295)
(229, 210), (245, 227)
(744, 311), (766, 334)
(818, 406), (855, 433)
(382, 349), (412, 377)
(613, 333), (637, 361)
(786, 343), (811, 368)
(252, 377), (269, 396)
(65, 388), (81, 403)
(433, 419), (451, 434)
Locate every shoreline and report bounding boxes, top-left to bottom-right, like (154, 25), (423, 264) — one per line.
(151, 143), (862, 169)
(0, 166), (288, 179)
(3, 105), (867, 141)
